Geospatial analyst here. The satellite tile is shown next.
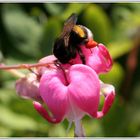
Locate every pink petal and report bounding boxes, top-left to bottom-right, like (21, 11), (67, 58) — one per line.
(39, 69), (68, 122)
(65, 97), (85, 121)
(15, 73), (42, 101)
(33, 101), (62, 123)
(37, 55), (57, 75)
(39, 55), (57, 63)
(92, 82), (115, 119)
(68, 64), (100, 117)
(86, 44), (113, 74)
(71, 44), (113, 74)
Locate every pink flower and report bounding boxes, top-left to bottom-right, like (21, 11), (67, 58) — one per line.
(11, 42), (115, 136)
(69, 43), (113, 74)
(33, 64), (115, 124)
(14, 43), (115, 124)
(15, 73), (42, 101)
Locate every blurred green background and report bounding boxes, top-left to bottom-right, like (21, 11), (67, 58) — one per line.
(0, 3), (140, 137)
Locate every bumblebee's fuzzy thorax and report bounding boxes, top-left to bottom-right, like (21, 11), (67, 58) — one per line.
(53, 13), (94, 64)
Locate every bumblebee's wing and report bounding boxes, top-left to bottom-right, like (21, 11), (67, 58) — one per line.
(64, 13), (77, 28)
(60, 13), (78, 46)
(63, 13), (77, 35)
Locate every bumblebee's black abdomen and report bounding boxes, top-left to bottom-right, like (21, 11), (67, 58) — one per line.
(53, 38), (72, 64)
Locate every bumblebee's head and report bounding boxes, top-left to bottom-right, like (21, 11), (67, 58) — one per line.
(83, 26), (93, 39)
(72, 25), (98, 49)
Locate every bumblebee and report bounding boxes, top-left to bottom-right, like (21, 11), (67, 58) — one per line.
(53, 13), (93, 64)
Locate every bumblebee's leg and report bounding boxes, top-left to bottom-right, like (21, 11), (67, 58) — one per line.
(54, 60), (61, 67)
(54, 60), (69, 85)
(77, 47), (86, 64)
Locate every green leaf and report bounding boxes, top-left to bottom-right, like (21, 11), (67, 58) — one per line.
(108, 39), (133, 59)
(2, 4), (42, 59)
(84, 119), (104, 137)
(40, 18), (61, 56)
(101, 97), (128, 136)
(0, 39), (4, 62)
(0, 105), (38, 131)
(100, 62), (124, 90)
(0, 126), (12, 137)
(0, 88), (16, 104)
(127, 83), (140, 136)
(45, 4), (63, 16)
(48, 124), (66, 137)
(0, 51), (3, 62)
(61, 3), (89, 20)
(111, 5), (140, 41)
(82, 4), (111, 44)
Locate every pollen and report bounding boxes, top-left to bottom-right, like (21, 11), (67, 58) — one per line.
(73, 25), (85, 38)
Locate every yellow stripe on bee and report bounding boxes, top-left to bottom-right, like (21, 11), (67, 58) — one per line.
(73, 25), (85, 38)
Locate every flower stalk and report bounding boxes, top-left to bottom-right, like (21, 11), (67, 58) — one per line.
(74, 120), (85, 137)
